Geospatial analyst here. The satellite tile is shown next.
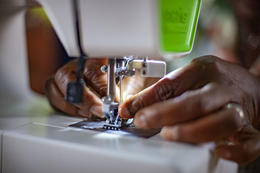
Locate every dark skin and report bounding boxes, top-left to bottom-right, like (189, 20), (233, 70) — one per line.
(45, 58), (107, 118)
(45, 0), (260, 166)
(45, 58), (158, 118)
(119, 55), (260, 165)
(45, 55), (260, 165)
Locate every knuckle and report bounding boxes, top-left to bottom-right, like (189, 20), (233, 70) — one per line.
(175, 126), (196, 142)
(130, 95), (146, 115)
(153, 79), (175, 101)
(178, 90), (206, 115)
(192, 55), (218, 63)
(196, 83), (217, 110)
(161, 126), (190, 142)
(84, 70), (96, 81)
(173, 126), (186, 141)
(55, 62), (76, 83)
(84, 59), (105, 79)
(191, 55), (220, 72)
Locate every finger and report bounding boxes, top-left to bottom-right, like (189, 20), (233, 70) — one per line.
(217, 145), (251, 165)
(54, 60), (77, 94)
(160, 107), (246, 144)
(119, 62), (208, 118)
(80, 86), (104, 118)
(45, 77), (81, 117)
(54, 63), (104, 118)
(122, 74), (146, 100)
(216, 127), (260, 165)
(133, 83), (231, 129)
(84, 58), (108, 97)
(55, 59), (107, 97)
(121, 72), (159, 101)
(217, 140), (260, 165)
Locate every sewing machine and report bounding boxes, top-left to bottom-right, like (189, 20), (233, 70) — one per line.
(0, 0), (238, 172)
(37, 0), (202, 129)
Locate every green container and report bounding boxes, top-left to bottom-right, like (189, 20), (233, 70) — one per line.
(159, 0), (201, 57)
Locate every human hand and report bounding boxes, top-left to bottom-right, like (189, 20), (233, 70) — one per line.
(45, 58), (158, 118)
(45, 58), (108, 118)
(119, 55), (260, 164)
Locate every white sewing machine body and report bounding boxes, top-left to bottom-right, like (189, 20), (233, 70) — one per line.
(0, 0), (237, 173)
(38, 0), (202, 58)
(0, 101), (238, 173)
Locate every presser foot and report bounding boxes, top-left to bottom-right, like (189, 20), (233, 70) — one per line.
(103, 122), (122, 130)
(103, 111), (123, 130)
(102, 96), (124, 130)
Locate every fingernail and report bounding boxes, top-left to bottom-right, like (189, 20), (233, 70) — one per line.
(160, 127), (179, 141)
(134, 115), (147, 128)
(90, 105), (104, 118)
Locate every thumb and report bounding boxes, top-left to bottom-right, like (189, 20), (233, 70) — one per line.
(121, 71), (159, 102)
(119, 76), (175, 118)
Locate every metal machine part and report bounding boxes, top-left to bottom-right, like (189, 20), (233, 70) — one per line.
(69, 119), (160, 138)
(62, 1), (166, 130)
(102, 58), (121, 130)
(102, 97), (122, 130)
(101, 57), (166, 130)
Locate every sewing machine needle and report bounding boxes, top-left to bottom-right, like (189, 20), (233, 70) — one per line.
(114, 76), (123, 125)
(119, 76), (122, 105)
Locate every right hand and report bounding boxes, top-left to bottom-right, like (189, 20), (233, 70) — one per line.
(119, 56), (260, 164)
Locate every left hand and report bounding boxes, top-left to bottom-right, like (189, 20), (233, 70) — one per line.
(119, 55), (260, 164)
